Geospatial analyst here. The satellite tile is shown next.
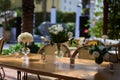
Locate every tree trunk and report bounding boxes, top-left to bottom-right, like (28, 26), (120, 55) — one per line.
(42, 0), (47, 21)
(82, 0), (90, 15)
(22, 0), (35, 34)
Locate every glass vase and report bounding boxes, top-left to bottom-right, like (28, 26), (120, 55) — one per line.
(54, 43), (63, 64)
(22, 43), (30, 62)
(95, 56), (103, 71)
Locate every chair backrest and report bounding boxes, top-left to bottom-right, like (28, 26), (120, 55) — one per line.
(71, 40), (101, 59)
(0, 37), (5, 54)
(37, 43), (71, 57)
(65, 37), (85, 47)
(72, 46), (94, 60)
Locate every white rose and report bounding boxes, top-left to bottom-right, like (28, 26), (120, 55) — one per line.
(57, 25), (63, 32)
(68, 32), (73, 39)
(18, 32), (33, 43)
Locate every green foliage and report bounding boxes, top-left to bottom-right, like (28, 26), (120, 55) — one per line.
(88, 0), (103, 37)
(89, 43), (111, 64)
(8, 18), (16, 28)
(89, 44), (108, 56)
(35, 11), (75, 28)
(2, 43), (24, 55)
(27, 42), (40, 53)
(0, 0), (11, 11)
(56, 11), (75, 23)
(66, 22), (75, 36)
(88, 18), (103, 37)
(16, 8), (22, 17)
(2, 43), (42, 55)
(68, 39), (77, 47)
(35, 12), (50, 27)
(0, 0), (12, 30)
(107, 0), (120, 39)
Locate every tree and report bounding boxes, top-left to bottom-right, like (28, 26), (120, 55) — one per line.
(22, 0), (34, 34)
(0, 0), (11, 30)
(42, 0), (47, 21)
(0, 0), (12, 42)
(107, 0), (120, 39)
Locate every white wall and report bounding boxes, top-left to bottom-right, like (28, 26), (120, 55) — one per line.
(59, 0), (82, 12)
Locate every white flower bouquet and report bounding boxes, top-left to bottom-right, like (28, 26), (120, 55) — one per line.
(48, 24), (69, 43)
(18, 32), (33, 56)
(18, 32), (34, 43)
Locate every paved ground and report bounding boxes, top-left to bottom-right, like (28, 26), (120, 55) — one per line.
(3, 68), (17, 80)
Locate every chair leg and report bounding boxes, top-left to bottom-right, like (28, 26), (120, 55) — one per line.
(17, 71), (21, 80)
(37, 75), (41, 80)
(23, 72), (28, 80)
(0, 67), (5, 80)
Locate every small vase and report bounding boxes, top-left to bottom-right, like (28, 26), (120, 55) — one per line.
(95, 56), (103, 71)
(56, 43), (63, 57)
(95, 56), (103, 64)
(22, 43), (30, 62)
(54, 43), (63, 64)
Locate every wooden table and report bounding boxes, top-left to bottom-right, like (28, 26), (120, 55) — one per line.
(0, 54), (110, 80)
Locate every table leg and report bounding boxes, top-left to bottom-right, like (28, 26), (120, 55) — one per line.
(0, 67), (5, 80)
(37, 75), (41, 80)
(24, 72), (27, 80)
(17, 71), (21, 80)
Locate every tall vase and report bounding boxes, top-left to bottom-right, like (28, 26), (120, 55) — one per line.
(54, 43), (63, 64)
(95, 56), (103, 71)
(22, 43), (30, 62)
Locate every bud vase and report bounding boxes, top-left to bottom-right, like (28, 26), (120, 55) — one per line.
(95, 56), (103, 71)
(54, 43), (63, 64)
(22, 43), (30, 62)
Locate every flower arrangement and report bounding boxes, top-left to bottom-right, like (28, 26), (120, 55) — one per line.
(48, 24), (71, 59)
(17, 32), (34, 52)
(48, 24), (69, 43)
(89, 43), (110, 64)
(18, 32), (34, 59)
(18, 32), (34, 43)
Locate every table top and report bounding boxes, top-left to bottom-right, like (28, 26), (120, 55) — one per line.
(0, 54), (110, 80)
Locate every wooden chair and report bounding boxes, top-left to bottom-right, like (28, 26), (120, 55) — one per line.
(38, 43), (71, 57)
(107, 43), (120, 63)
(22, 43), (71, 80)
(70, 40), (106, 61)
(71, 46), (93, 60)
(65, 37), (85, 47)
(0, 37), (5, 80)
(71, 40), (104, 60)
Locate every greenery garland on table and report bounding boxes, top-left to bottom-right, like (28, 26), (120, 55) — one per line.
(2, 43), (41, 55)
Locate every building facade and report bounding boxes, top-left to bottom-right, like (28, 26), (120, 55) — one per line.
(59, 0), (82, 12)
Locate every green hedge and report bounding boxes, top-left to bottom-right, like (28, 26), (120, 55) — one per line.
(35, 11), (76, 27)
